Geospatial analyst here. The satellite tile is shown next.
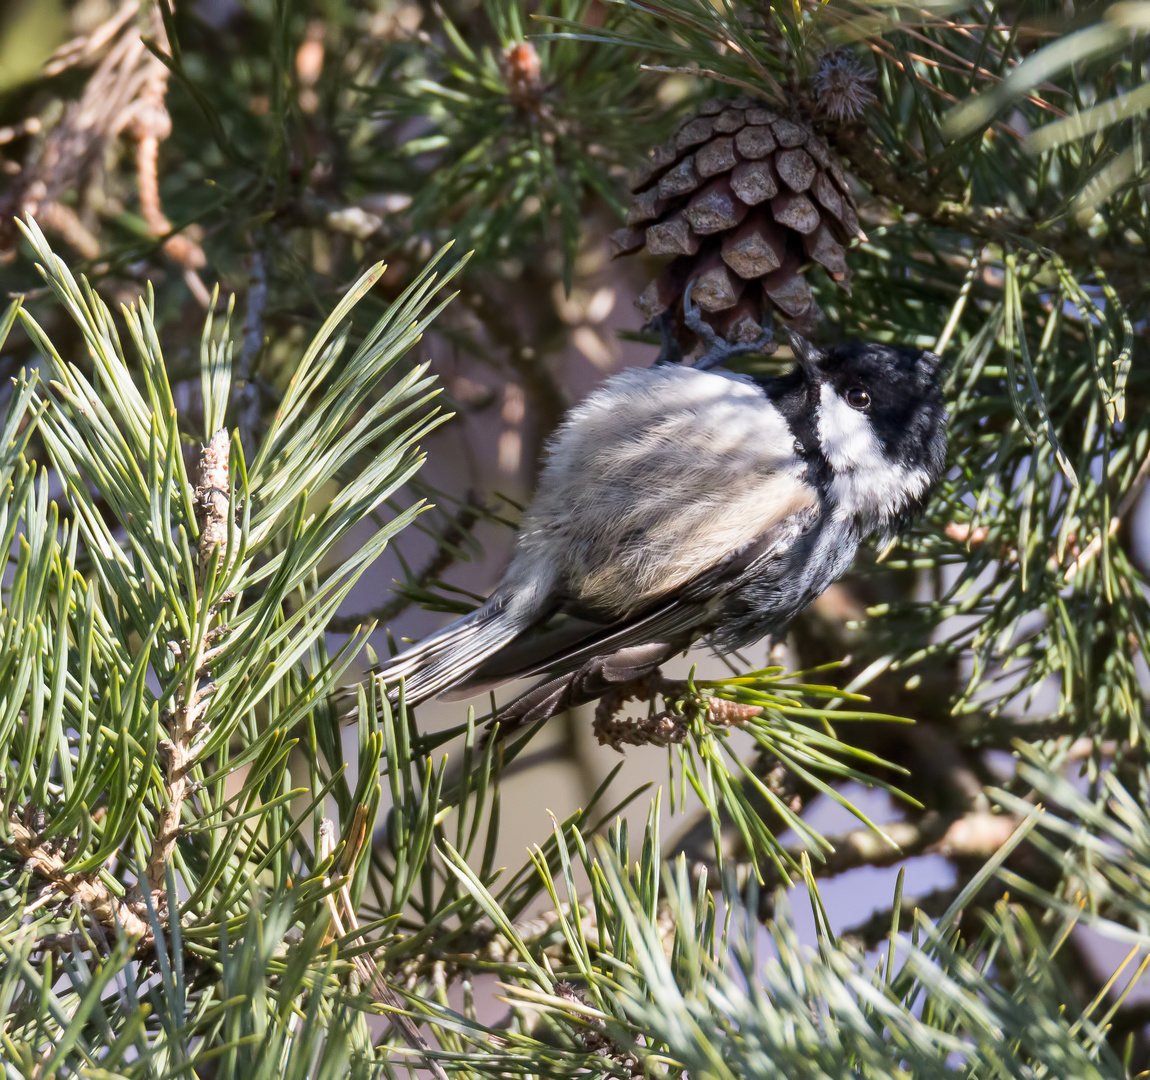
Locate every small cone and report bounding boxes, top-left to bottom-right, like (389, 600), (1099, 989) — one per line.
(618, 95), (863, 350)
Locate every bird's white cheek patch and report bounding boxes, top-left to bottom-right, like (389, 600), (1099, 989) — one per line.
(816, 384), (886, 474)
(816, 383), (930, 522)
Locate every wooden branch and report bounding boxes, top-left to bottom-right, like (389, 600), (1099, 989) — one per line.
(8, 818), (149, 942)
(143, 430), (230, 897)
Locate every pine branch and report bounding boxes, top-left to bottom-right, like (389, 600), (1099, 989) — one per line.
(7, 818), (149, 942)
(143, 429), (230, 898)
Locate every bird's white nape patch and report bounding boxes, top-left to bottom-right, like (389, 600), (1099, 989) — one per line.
(816, 383), (930, 525)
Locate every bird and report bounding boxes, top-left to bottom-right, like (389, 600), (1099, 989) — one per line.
(369, 312), (948, 734)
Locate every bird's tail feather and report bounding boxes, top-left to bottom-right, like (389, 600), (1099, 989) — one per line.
(373, 603), (526, 706)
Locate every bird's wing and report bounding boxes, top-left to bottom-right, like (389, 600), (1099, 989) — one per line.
(372, 581), (554, 705)
(440, 596), (706, 700)
(443, 505), (817, 700)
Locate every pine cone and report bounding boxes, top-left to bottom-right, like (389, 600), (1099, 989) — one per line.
(612, 96), (863, 351)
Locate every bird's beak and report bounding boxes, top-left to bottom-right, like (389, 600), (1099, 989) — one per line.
(786, 329), (823, 380)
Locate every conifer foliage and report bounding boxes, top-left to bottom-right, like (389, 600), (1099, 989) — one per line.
(1, 0), (1150, 1076)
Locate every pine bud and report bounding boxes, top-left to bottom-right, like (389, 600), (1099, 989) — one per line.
(813, 50), (877, 122)
(706, 697), (763, 726)
(502, 41), (542, 103)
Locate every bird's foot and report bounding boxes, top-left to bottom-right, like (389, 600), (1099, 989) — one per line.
(682, 278), (775, 370)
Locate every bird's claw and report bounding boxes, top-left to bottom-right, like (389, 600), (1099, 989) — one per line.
(681, 278), (721, 352)
(682, 278), (774, 371)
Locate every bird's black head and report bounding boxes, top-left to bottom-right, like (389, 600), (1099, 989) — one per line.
(787, 332), (949, 531)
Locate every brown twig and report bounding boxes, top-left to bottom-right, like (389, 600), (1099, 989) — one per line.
(143, 430), (230, 896)
(43, 0), (141, 77)
(8, 818), (149, 941)
(638, 64), (776, 100)
(0, 0), (207, 295)
(130, 8), (209, 300)
(1, 12), (142, 257)
(591, 675), (761, 751)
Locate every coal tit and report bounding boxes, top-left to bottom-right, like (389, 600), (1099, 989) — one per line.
(374, 330), (947, 728)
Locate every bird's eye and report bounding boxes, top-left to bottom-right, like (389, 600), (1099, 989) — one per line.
(846, 387), (871, 411)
